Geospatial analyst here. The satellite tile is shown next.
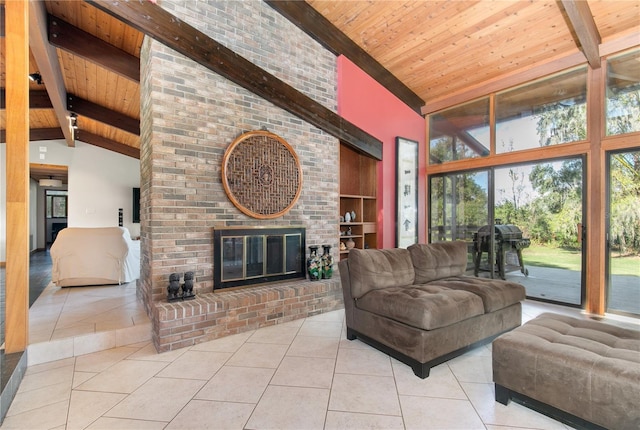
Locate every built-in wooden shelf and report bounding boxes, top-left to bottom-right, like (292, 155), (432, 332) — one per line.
(339, 144), (378, 259)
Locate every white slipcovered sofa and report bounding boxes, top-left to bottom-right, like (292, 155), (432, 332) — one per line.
(51, 227), (140, 287)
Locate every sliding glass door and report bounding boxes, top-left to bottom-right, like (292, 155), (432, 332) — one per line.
(606, 150), (640, 316)
(429, 157), (585, 306)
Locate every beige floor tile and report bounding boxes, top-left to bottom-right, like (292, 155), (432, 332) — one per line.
(50, 322), (96, 340)
(73, 331), (117, 356)
(17, 363), (74, 393)
(226, 342), (288, 368)
(306, 309), (345, 323)
(399, 395), (485, 430)
(297, 320), (343, 338)
(271, 356), (335, 388)
(156, 350), (232, 380)
(195, 365), (274, 403)
(325, 411), (405, 430)
(286, 335), (339, 358)
(189, 330), (253, 353)
(0, 400), (70, 430)
(447, 354), (493, 383)
(329, 374), (401, 416)
(66, 390), (127, 430)
(27, 338), (74, 366)
(126, 342), (188, 362)
(246, 324), (300, 344)
(72, 371), (97, 388)
(461, 382), (568, 430)
(24, 357), (75, 376)
(392, 360), (467, 399)
(74, 346), (140, 373)
(74, 359), (168, 394)
(6, 381), (71, 416)
(335, 346), (393, 376)
(338, 337), (373, 350)
(165, 399), (254, 430)
(85, 417), (167, 429)
(246, 385), (330, 430)
(115, 322), (152, 346)
(104, 377), (205, 422)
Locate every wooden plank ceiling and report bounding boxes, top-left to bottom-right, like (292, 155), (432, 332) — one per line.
(0, 0), (638, 180)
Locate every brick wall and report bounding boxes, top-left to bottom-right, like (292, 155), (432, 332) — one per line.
(139, 0), (342, 350)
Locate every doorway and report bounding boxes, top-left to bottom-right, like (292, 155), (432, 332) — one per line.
(606, 149), (640, 316)
(429, 157), (586, 307)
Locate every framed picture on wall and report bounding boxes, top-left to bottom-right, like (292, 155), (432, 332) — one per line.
(396, 137), (418, 248)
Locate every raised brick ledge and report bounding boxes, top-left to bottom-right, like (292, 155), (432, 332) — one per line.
(152, 278), (344, 352)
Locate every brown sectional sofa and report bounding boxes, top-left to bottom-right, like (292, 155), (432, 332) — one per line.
(339, 241), (525, 378)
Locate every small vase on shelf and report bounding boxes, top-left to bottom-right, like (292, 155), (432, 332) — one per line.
(307, 246), (321, 281)
(321, 244), (333, 279)
(346, 238), (355, 249)
(344, 211), (351, 223)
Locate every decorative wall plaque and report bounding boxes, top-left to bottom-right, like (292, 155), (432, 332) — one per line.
(222, 130), (303, 219)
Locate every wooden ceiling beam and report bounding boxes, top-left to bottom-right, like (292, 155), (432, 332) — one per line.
(76, 130), (140, 159)
(67, 94), (140, 135)
(48, 14), (140, 82)
(265, 0), (424, 115)
(0, 128), (64, 142)
(560, 0), (601, 69)
(0, 89), (52, 109)
(85, 0), (382, 160)
(29, 0), (75, 147)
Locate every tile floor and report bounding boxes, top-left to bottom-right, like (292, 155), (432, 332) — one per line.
(6, 297), (638, 430)
(26, 282), (151, 367)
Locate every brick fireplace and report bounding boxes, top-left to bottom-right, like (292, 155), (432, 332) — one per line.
(137, 0), (343, 352)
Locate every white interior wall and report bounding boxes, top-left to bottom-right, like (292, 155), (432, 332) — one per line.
(0, 140), (140, 261)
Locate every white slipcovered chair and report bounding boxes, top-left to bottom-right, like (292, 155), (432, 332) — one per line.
(50, 227), (140, 287)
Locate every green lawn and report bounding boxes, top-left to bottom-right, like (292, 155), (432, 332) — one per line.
(524, 244), (640, 276)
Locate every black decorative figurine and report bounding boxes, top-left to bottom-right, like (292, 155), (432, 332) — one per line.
(167, 273), (181, 302)
(182, 271), (195, 300)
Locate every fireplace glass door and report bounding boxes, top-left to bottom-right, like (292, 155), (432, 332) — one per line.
(214, 227), (306, 290)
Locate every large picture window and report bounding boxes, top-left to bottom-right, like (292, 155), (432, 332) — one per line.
(495, 67), (587, 153)
(429, 98), (490, 164)
(606, 49), (640, 136)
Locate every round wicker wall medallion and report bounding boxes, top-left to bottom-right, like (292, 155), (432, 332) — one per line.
(222, 130), (303, 219)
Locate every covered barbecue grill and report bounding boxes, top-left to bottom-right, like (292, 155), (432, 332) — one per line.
(473, 221), (530, 279)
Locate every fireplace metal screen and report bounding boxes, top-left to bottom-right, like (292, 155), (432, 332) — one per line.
(213, 227), (306, 290)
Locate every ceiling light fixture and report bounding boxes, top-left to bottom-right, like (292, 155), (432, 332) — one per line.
(28, 72), (43, 85)
(39, 176), (62, 187)
(70, 113), (79, 130)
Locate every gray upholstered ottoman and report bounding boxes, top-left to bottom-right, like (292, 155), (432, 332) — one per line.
(492, 312), (640, 430)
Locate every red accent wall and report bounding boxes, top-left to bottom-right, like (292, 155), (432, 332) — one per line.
(337, 56), (426, 248)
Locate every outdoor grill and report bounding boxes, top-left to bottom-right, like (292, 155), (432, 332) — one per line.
(473, 221), (530, 279)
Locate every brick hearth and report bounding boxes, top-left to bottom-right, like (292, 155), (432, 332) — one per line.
(153, 279), (342, 352)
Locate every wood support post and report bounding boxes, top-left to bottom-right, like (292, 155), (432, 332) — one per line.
(5, 0), (30, 353)
(585, 66), (606, 315)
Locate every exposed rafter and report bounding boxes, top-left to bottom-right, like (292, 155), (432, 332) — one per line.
(560, 0), (601, 69)
(67, 94), (140, 135)
(76, 130), (140, 159)
(85, 0), (382, 160)
(0, 89), (52, 109)
(0, 128), (64, 142)
(265, 0), (424, 115)
(29, 0), (74, 146)
(48, 14), (140, 82)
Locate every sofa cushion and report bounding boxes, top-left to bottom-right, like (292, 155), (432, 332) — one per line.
(408, 241), (467, 284)
(355, 284), (485, 330)
(348, 248), (415, 299)
(431, 276), (525, 312)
